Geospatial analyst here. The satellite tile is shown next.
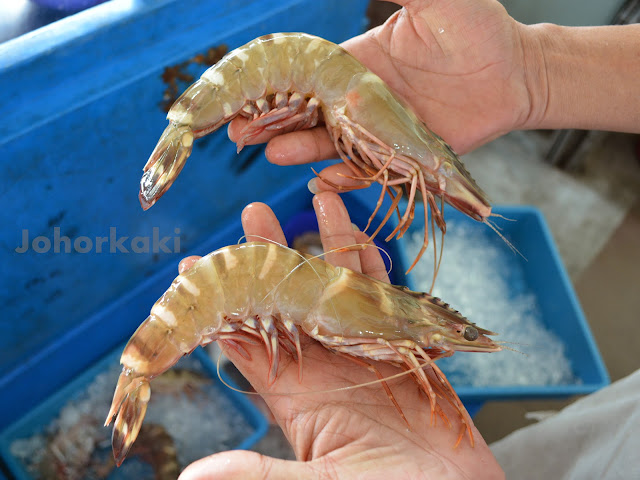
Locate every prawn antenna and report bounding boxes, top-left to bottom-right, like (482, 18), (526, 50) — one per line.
(239, 234), (395, 277)
(237, 234), (329, 302)
(237, 234), (288, 250)
(490, 212), (517, 222)
(215, 350), (446, 397)
(429, 208), (446, 294)
(482, 218), (526, 261)
(493, 340), (528, 356)
(327, 242), (394, 277)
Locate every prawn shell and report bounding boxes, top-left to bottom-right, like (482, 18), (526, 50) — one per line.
(108, 242), (501, 464)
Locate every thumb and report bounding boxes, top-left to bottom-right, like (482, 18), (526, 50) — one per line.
(178, 450), (326, 480)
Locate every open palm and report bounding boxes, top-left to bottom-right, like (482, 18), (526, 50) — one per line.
(229, 0), (533, 169)
(345, 0), (532, 153)
(178, 193), (503, 480)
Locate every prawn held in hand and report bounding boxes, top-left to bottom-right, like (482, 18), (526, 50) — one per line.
(140, 33), (492, 270)
(105, 241), (500, 466)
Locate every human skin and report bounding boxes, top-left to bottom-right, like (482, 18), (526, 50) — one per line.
(228, 0), (640, 191)
(179, 0), (639, 477)
(178, 192), (505, 480)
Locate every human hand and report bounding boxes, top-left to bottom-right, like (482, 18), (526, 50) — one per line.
(229, 0), (536, 176)
(177, 192), (504, 480)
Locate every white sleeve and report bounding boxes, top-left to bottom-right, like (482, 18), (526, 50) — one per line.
(490, 369), (640, 480)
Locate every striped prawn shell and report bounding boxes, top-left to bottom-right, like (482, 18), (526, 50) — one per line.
(167, 32), (365, 135)
(119, 242), (497, 378)
(107, 242), (500, 463)
(140, 33), (492, 281)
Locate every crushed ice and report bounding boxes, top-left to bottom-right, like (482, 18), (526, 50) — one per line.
(405, 221), (577, 387)
(9, 355), (253, 479)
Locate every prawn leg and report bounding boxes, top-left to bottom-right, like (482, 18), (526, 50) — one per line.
(106, 242), (500, 465)
(140, 33), (493, 276)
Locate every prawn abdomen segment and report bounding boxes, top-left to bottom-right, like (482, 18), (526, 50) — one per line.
(116, 261), (226, 380)
(167, 33), (350, 134)
(201, 242), (333, 320)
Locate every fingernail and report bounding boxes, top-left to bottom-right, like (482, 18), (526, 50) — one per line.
(351, 223), (360, 232)
(307, 178), (319, 194)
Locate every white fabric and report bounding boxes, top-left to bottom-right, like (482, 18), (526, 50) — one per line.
(491, 369), (640, 480)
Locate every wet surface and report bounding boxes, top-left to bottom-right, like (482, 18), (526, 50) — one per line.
(0, 2), (70, 43)
(8, 356), (255, 479)
(466, 131), (640, 442)
(464, 131), (639, 279)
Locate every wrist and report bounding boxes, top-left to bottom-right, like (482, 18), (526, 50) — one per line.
(516, 22), (556, 131)
(518, 22), (640, 133)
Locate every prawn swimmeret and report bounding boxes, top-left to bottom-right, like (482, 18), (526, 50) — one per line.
(140, 32), (493, 272)
(105, 241), (501, 466)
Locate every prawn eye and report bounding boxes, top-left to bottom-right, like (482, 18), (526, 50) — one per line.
(463, 326), (478, 341)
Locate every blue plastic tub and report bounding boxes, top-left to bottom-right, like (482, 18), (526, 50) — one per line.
(0, 0), (369, 428)
(30, 0), (109, 12)
(0, 0), (608, 460)
(0, 180), (406, 478)
(274, 188), (610, 416)
(261, 187), (610, 415)
(0, 346), (269, 480)
(396, 204), (610, 403)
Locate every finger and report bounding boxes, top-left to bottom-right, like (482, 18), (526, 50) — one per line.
(241, 202), (287, 245)
(313, 192), (362, 272)
(228, 117), (338, 166)
(265, 128), (337, 165)
(178, 256), (201, 274)
(179, 450), (325, 480)
(354, 230), (390, 283)
(308, 162), (370, 194)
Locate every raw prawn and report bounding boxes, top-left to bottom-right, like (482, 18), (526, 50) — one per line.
(105, 241), (500, 466)
(37, 415), (179, 480)
(140, 33), (492, 271)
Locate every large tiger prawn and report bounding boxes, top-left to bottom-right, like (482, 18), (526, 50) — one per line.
(105, 241), (501, 466)
(140, 33), (493, 272)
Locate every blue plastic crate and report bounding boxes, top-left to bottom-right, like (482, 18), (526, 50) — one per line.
(0, 0), (369, 421)
(396, 204), (610, 403)
(1, 0), (608, 449)
(30, 0), (108, 12)
(0, 177), (401, 474)
(0, 346), (269, 480)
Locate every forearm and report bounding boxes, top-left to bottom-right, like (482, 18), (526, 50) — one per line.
(521, 23), (640, 133)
